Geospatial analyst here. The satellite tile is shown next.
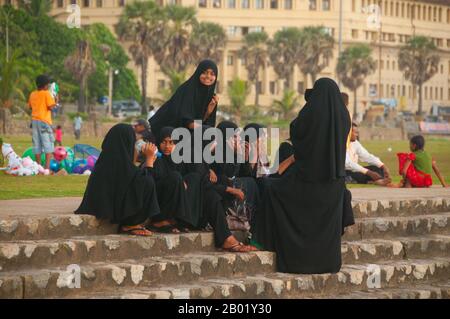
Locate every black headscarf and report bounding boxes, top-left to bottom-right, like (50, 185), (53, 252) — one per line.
(156, 126), (175, 145)
(290, 78), (350, 182)
(75, 124), (156, 223)
(213, 121), (241, 178)
(150, 60), (218, 135)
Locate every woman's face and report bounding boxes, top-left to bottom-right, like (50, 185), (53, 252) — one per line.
(160, 137), (175, 156)
(199, 68), (216, 86)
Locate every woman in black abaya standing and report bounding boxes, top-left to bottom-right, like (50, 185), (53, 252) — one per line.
(253, 78), (352, 274)
(149, 60), (219, 135)
(75, 124), (160, 236)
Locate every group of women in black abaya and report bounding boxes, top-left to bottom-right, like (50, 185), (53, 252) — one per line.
(76, 59), (355, 273)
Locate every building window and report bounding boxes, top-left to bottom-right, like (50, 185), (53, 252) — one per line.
(71, 0), (76, 4)
(269, 82), (276, 95)
(270, 0), (278, 9)
(241, 27), (249, 35)
(241, 0), (250, 9)
(352, 0), (356, 12)
(284, 0), (293, 10)
(118, 0), (125, 7)
(322, 0), (330, 11)
(57, 0), (64, 8)
(309, 0), (317, 10)
(199, 0), (207, 8)
(256, 82), (263, 94)
(352, 29), (359, 39)
(323, 27), (334, 37)
(297, 82), (304, 94)
(83, 0), (90, 7)
(227, 55), (234, 66)
(227, 0), (236, 8)
(213, 0), (221, 8)
(249, 26), (263, 33)
(255, 0), (264, 9)
(227, 26), (238, 36)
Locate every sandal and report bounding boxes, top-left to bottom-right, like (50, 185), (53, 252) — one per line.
(147, 224), (181, 234)
(120, 226), (153, 237)
(222, 242), (259, 253)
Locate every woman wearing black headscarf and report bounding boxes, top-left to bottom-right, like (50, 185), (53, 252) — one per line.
(75, 124), (160, 236)
(149, 60), (219, 136)
(253, 78), (352, 274)
(147, 127), (190, 233)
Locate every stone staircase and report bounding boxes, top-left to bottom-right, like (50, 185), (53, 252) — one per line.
(0, 195), (449, 299)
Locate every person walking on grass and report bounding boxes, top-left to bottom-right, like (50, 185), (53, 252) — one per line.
(74, 113), (83, 140)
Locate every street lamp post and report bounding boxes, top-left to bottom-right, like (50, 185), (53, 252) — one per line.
(107, 66), (119, 117)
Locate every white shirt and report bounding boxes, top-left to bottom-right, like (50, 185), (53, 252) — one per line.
(345, 140), (384, 174)
(74, 117), (83, 130)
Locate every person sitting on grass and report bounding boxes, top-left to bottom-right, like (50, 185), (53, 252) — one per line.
(397, 135), (447, 188)
(345, 122), (392, 186)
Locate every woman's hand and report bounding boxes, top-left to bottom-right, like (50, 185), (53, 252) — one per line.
(204, 95), (218, 121)
(231, 188), (245, 201)
(209, 169), (218, 183)
(143, 143), (158, 167)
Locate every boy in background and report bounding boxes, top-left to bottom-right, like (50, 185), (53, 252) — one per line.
(28, 75), (56, 169)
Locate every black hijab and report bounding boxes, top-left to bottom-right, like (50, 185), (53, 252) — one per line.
(156, 126), (175, 145)
(75, 124), (154, 223)
(150, 60), (218, 135)
(213, 121), (241, 178)
(290, 78), (350, 182)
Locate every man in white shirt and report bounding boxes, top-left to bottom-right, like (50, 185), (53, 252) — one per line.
(345, 122), (392, 186)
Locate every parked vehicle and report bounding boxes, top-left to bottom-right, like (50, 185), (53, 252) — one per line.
(112, 100), (141, 117)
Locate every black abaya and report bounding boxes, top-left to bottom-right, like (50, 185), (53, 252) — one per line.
(253, 78), (353, 274)
(75, 124), (160, 225)
(149, 60), (218, 136)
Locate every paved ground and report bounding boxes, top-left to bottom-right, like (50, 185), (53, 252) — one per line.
(0, 186), (449, 218)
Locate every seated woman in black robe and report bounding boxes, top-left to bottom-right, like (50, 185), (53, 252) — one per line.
(75, 124), (160, 236)
(149, 60), (219, 136)
(146, 127), (193, 233)
(253, 78), (353, 274)
(210, 121), (260, 221)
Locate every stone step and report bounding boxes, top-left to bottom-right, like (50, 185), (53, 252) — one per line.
(56, 258), (450, 299)
(0, 232), (215, 272)
(1, 197), (448, 242)
(2, 232), (450, 272)
(0, 251), (276, 299)
(342, 235), (450, 264)
(351, 198), (450, 219)
(343, 212), (450, 241)
(0, 215), (116, 242)
(324, 281), (450, 299)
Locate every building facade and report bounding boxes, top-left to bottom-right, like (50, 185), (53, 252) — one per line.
(3, 0), (450, 114)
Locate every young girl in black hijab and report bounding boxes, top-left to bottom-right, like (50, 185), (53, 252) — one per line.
(75, 124), (160, 236)
(253, 78), (353, 274)
(149, 60), (219, 135)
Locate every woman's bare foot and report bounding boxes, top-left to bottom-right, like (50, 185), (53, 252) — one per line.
(151, 220), (181, 233)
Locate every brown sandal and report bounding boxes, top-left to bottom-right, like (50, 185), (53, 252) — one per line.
(120, 226), (153, 237)
(223, 242), (259, 253)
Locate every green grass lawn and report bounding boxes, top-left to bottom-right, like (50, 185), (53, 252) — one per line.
(1, 135), (449, 200)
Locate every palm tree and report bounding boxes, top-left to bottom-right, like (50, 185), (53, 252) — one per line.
(268, 27), (302, 89)
(272, 90), (300, 120)
(161, 69), (187, 100)
(227, 77), (249, 123)
(190, 21), (227, 63)
(18, 0), (52, 17)
(298, 26), (334, 86)
(0, 51), (28, 134)
(239, 31), (269, 107)
(398, 36), (440, 115)
(64, 40), (97, 113)
(336, 44), (376, 118)
(159, 5), (197, 74)
(115, 1), (166, 115)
